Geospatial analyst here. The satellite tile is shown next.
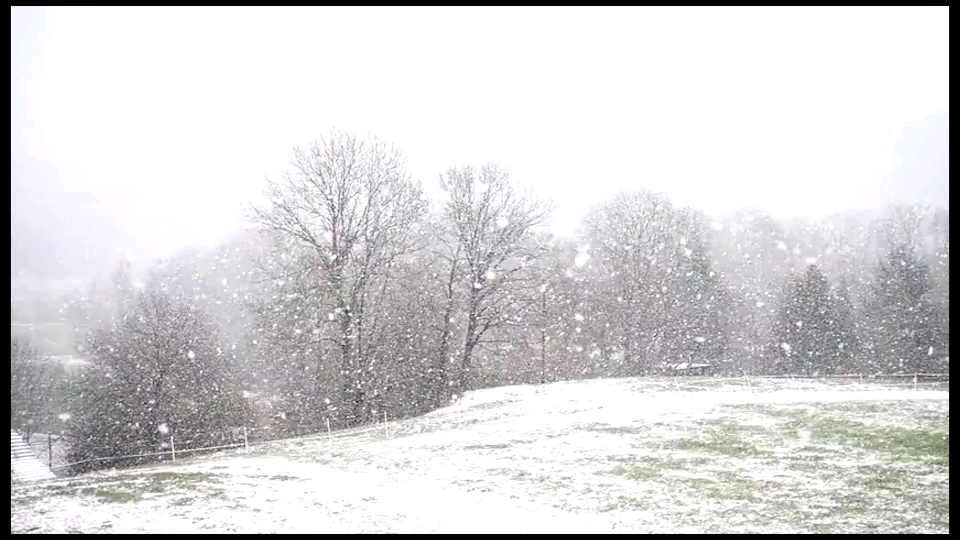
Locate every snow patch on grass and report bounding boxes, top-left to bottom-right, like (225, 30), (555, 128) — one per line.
(11, 377), (949, 533)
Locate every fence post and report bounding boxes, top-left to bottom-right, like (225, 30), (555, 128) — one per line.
(326, 418), (332, 444)
(48, 435), (53, 469)
(243, 426), (249, 453)
(171, 436), (176, 462)
(383, 410), (389, 438)
(914, 373), (918, 391)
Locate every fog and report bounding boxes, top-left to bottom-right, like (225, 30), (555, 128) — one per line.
(12, 7), (948, 284)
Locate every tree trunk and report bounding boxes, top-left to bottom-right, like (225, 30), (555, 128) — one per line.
(433, 256), (459, 407)
(540, 328), (547, 385)
(338, 308), (365, 426)
(539, 288), (547, 385)
(459, 311), (479, 394)
(435, 307), (454, 406)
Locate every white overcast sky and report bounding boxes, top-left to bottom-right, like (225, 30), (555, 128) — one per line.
(11, 6), (950, 266)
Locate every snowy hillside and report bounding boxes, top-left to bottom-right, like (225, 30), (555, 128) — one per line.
(11, 377), (950, 534)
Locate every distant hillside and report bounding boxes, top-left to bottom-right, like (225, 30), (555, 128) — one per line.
(886, 110), (949, 208)
(11, 158), (133, 283)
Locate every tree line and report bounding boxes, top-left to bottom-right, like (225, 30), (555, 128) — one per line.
(12, 128), (949, 474)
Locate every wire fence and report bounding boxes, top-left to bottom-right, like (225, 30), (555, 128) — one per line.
(756, 372), (950, 387)
(759, 372), (949, 379)
(45, 413), (394, 475)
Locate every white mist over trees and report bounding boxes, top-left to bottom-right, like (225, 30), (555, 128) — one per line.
(15, 128), (948, 473)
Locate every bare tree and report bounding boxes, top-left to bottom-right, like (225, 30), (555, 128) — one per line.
(438, 164), (552, 394)
(527, 234), (576, 385)
(249, 129), (426, 426)
(880, 202), (928, 252)
(414, 213), (464, 408)
(582, 190), (678, 373)
(581, 191), (726, 375)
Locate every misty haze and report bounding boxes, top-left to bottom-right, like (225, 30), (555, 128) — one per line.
(11, 6), (948, 534)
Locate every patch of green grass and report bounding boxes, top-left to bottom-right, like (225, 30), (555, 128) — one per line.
(835, 486), (889, 516)
(531, 474), (565, 488)
(44, 482), (83, 495)
(609, 462), (663, 481)
(94, 487), (141, 503)
(705, 482), (758, 501)
(782, 453), (829, 473)
(591, 425), (648, 435)
(775, 412), (949, 464)
(468, 400), (518, 412)
(847, 464), (909, 495)
(723, 403), (813, 419)
(662, 425), (763, 457)
(761, 451), (949, 532)
(254, 442), (343, 463)
(463, 442), (512, 451)
(12, 492), (45, 506)
(721, 403), (949, 466)
(147, 471), (222, 488)
(674, 470), (760, 501)
(483, 467), (574, 499)
(874, 428), (949, 462)
(927, 497), (951, 526)
(598, 495), (648, 512)
(603, 454), (716, 483)
(25, 471), (224, 505)
(763, 499), (837, 533)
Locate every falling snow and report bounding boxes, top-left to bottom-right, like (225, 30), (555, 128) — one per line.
(8, 10), (948, 535)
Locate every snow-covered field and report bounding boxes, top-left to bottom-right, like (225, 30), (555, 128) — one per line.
(11, 377), (950, 533)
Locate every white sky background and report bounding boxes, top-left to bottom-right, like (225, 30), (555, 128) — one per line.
(11, 7), (950, 267)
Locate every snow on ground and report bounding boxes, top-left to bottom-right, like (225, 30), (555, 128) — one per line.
(11, 377), (950, 533)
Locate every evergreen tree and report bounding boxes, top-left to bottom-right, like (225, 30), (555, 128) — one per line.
(774, 265), (840, 375)
(671, 208), (727, 366)
(864, 245), (943, 374)
(830, 276), (859, 372)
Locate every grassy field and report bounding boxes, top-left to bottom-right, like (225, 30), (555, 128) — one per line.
(11, 377), (949, 533)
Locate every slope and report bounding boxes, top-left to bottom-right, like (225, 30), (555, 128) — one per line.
(10, 376), (950, 533)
